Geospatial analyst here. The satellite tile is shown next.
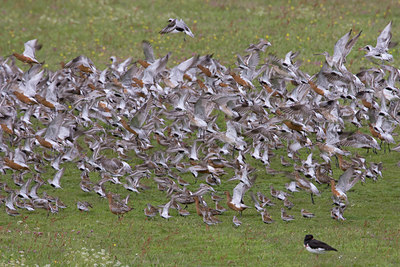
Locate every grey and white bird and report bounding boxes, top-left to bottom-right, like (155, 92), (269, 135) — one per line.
(160, 18), (194, 38)
(77, 201), (93, 212)
(48, 167), (65, 189)
(361, 21), (394, 62)
(13, 39), (41, 64)
(245, 38), (271, 52)
(281, 207), (295, 222)
(301, 209), (315, 218)
(232, 215), (242, 227)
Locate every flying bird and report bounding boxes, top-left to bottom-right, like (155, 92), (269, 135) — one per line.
(160, 18), (194, 39)
(13, 39), (41, 65)
(360, 21), (394, 62)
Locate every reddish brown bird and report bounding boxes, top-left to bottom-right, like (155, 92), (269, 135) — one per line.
(224, 183), (250, 216)
(106, 192), (133, 220)
(13, 39), (41, 65)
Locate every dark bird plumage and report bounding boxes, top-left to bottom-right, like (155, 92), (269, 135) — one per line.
(304, 235), (337, 254)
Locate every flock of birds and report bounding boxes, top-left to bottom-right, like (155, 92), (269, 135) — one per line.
(1, 19), (400, 232)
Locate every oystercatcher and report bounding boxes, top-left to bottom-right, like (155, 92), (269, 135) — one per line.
(304, 235), (337, 256)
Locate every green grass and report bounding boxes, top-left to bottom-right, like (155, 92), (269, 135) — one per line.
(1, 0), (400, 266)
(1, 154), (400, 266)
(2, 0), (400, 72)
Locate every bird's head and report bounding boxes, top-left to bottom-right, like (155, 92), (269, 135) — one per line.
(304, 234), (314, 242)
(359, 45), (372, 52)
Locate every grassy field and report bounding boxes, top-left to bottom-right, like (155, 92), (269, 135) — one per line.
(1, 0), (400, 266)
(2, 0), (400, 72)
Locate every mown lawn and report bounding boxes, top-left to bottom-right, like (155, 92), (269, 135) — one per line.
(1, 0), (400, 266)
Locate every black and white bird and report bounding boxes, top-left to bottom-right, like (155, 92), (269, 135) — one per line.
(160, 18), (194, 38)
(304, 235), (337, 255)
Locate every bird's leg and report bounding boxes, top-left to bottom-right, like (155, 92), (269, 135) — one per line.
(310, 193), (315, 205)
(334, 155), (339, 168)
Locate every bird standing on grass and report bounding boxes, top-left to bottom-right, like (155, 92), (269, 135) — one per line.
(144, 203), (158, 219)
(106, 192), (133, 220)
(77, 201), (92, 212)
(232, 215), (242, 227)
(304, 234), (337, 258)
(281, 207), (295, 222)
(301, 209), (315, 218)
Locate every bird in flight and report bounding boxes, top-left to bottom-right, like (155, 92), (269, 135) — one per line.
(160, 18), (194, 39)
(13, 39), (42, 65)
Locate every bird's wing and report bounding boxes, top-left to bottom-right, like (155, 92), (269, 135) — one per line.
(44, 113), (65, 141)
(130, 96), (153, 129)
(177, 19), (194, 37)
(336, 167), (356, 192)
(142, 40), (155, 63)
(308, 239), (337, 251)
(52, 167), (65, 187)
(23, 39), (38, 59)
(170, 55), (199, 83)
(332, 30), (351, 65)
(247, 51), (260, 71)
(231, 182), (245, 205)
(160, 19), (176, 34)
(376, 21), (392, 50)
(343, 30), (362, 59)
(249, 191), (262, 210)
(161, 199), (172, 217)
